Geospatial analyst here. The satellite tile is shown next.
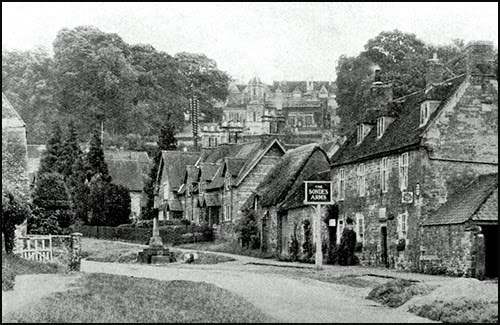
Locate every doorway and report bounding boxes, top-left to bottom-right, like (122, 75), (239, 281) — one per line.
(381, 225), (388, 267)
(483, 225), (498, 278)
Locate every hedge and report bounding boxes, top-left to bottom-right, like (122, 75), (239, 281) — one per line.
(75, 224), (213, 246)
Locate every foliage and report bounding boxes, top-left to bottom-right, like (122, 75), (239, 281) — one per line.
(175, 52), (230, 122)
(396, 238), (406, 251)
(2, 47), (59, 143)
(1, 190), (31, 254)
(367, 278), (434, 308)
(2, 274), (275, 323)
(158, 122), (178, 151)
(67, 155), (90, 223)
(27, 206), (73, 235)
(408, 297), (498, 323)
(87, 176), (131, 227)
(32, 172), (71, 210)
(86, 128), (110, 181)
(331, 226), (359, 266)
(59, 121), (82, 179)
(301, 219), (314, 261)
(236, 210), (260, 249)
(335, 30), (468, 136)
(288, 222), (300, 262)
(38, 121), (64, 175)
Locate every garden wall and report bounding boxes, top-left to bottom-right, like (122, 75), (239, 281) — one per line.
(75, 225), (213, 246)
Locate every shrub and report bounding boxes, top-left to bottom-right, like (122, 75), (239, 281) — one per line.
(396, 238), (406, 251)
(2, 259), (16, 291)
(301, 219), (313, 261)
(32, 172), (71, 210)
(367, 279), (433, 308)
(289, 223), (300, 262)
(408, 298), (498, 323)
(336, 226), (359, 265)
(88, 176), (130, 226)
(2, 190), (31, 254)
(235, 210), (260, 249)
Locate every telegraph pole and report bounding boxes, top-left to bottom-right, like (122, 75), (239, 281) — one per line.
(190, 84), (199, 151)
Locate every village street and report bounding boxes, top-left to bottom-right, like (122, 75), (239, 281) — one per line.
(80, 253), (437, 323)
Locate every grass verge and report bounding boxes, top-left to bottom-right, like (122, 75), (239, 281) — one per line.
(179, 240), (277, 259)
(2, 253), (66, 291)
(2, 273), (275, 323)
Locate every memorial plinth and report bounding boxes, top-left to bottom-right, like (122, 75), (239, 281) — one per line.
(138, 218), (176, 264)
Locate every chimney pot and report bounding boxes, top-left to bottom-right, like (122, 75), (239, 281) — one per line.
(426, 53), (444, 87)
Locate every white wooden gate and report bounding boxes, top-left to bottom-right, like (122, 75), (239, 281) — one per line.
(15, 235), (54, 262)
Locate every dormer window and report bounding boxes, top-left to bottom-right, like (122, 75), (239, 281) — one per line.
(376, 117), (385, 139)
(356, 124), (365, 145)
(420, 102), (430, 126)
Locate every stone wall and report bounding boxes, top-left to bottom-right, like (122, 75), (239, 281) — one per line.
(2, 124), (30, 201)
(420, 224), (475, 276)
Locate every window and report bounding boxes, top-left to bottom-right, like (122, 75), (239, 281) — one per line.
(357, 124), (364, 144)
(355, 213), (365, 245)
(289, 115), (296, 126)
(337, 216), (345, 244)
(338, 169), (345, 200)
(397, 212), (408, 239)
(380, 157), (389, 193)
(163, 184), (169, 200)
(187, 184), (192, 197)
(357, 164), (365, 197)
(399, 153), (409, 190)
(376, 117), (385, 138)
(225, 172), (231, 191)
(254, 196), (258, 210)
(420, 102), (430, 126)
(224, 205), (231, 221)
(253, 111), (256, 122)
(304, 114), (314, 126)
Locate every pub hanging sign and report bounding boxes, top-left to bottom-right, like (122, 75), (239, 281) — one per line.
(304, 181), (335, 205)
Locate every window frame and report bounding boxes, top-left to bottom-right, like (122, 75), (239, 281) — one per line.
(338, 168), (345, 201)
(380, 157), (389, 193)
(399, 153), (409, 191)
(376, 117), (385, 139)
(224, 205), (231, 221)
(357, 124), (364, 145)
(419, 102), (430, 126)
(357, 163), (365, 197)
(355, 213), (365, 245)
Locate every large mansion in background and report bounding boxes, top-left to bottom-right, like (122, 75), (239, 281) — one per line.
(198, 77), (339, 148)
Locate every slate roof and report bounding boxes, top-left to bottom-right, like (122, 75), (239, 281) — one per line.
(242, 143), (328, 210)
(225, 157), (246, 177)
(166, 199), (183, 212)
(201, 193), (221, 207)
(159, 151), (200, 191)
(423, 173), (498, 226)
(105, 150), (150, 165)
(270, 81), (336, 94)
(331, 75), (467, 166)
(199, 163), (220, 182)
(107, 159), (144, 192)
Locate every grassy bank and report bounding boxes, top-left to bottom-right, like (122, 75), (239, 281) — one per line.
(179, 240), (277, 259)
(82, 238), (235, 264)
(3, 273), (275, 323)
(2, 253), (66, 291)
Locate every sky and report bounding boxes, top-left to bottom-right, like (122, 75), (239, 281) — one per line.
(2, 2), (498, 84)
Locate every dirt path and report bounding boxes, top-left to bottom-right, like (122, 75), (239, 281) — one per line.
(2, 273), (81, 318)
(81, 260), (436, 323)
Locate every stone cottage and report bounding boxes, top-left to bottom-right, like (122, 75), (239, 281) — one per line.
(330, 41), (497, 273)
(243, 143), (331, 257)
(155, 151), (201, 221)
(2, 93), (30, 237)
(421, 173), (497, 278)
(106, 158), (146, 221)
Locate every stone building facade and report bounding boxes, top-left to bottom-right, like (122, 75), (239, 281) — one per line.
(330, 41), (498, 275)
(2, 93), (30, 237)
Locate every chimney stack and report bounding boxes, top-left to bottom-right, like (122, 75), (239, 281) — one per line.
(466, 41), (495, 77)
(426, 53), (444, 87)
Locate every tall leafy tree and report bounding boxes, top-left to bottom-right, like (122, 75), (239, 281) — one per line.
(335, 30), (467, 136)
(53, 26), (138, 138)
(175, 52), (230, 122)
(86, 128), (109, 181)
(38, 121), (64, 174)
(68, 155), (90, 224)
(158, 121), (178, 151)
(2, 47), (59, 144)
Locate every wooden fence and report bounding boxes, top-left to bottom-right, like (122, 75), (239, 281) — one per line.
(15, 235), (71, 263)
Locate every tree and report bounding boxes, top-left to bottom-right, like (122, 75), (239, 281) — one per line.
(2, 47), (59, 144)
(32, 172), (71, 210)
(335, 30), (466, 136)
(60, 121), (82, 179)
(175, 52), (230, 122)
(67, 155), (89, 224)
(87, 175), (130, 226)
(38, 121), (64, 175)
(53, 26), (138, 138)
(158, 121), (178, 151)
(2, 190), (31, 254)
(86, 128), (109, 181)
(236, 209), (260, 249)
